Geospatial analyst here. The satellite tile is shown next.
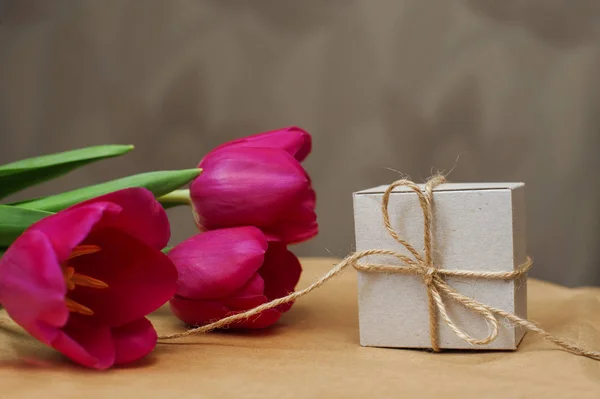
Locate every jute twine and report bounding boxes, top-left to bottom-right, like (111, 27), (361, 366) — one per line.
(160, 175), (600, 360)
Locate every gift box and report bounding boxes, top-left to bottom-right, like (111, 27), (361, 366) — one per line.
(352, 182), (528, 350)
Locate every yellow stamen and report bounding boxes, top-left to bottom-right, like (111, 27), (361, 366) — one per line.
(61, 245), (108, 317)
(70, 272), (109, 289)
(63, 267), (76, 290)
(65, 297), (95, 316)
(67, 244), (101, 260)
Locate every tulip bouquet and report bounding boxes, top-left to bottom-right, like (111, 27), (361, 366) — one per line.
(0, 127), (317, 369)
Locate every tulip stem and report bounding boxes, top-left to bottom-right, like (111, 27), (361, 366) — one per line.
(157, 189), (192, 207)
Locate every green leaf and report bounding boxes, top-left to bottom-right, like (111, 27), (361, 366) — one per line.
(157, 189), (192, 209)
(0, 145), (134, 199)
(0, 205), (53, 247)
(15, 169), (202, 212)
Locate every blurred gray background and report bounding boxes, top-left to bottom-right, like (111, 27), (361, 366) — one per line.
(1, 1), (599, 287)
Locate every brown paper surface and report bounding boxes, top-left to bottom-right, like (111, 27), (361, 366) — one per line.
(1, 257), (599, 398)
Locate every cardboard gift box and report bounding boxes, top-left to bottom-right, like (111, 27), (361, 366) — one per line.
(352, 182), (528, 350)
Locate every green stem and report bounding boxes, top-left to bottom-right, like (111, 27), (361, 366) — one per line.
(157, 189), (192, 207)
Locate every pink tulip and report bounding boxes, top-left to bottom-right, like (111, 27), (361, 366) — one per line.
(168, 227), (301, 329)
(190, 128), (317, 244)
(209, 126), (312, 162)
(0, 188), (178, 370)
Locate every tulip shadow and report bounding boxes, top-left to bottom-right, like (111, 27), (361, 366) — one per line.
(0, 321), (29, 339)
(0, 333), (81, 371)
(209, 326), (284, 338)
(0, 323), (159, 371)
(158, 323), (285, 347)
(156, 305), (324, 350)
(0, 346), (159, 372)
(113, 354), (159, 369)
(0, 344), (159, 372)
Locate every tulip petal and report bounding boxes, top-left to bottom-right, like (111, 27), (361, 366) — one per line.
(223, 293), (270, 313)
(66, 228), (178, 327)
(259, 243), (302, 313)
(168, 227), (267, 298)
(26, 202), (119, 263)
(169, 296), (230, 326)
(0, 229), (69, 344)
(169, 267), (281, 329)
(262, 187), (318, 244)
(208, 126), (312, 162)
(226, 307), (282, 329)
(228, 273), (265, 298)
(52, 315), (115, 370)
(169, 295), (281, 329)
(222, 292), (282, 329)
(70, 188), (170, 250)
(191, 148), (314, 237)
(112, 318), (157, 365)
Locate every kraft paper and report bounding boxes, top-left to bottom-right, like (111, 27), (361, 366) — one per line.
(1, 258), (599, 398)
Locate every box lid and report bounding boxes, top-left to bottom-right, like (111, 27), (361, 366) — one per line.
(354, 182), (524, 195)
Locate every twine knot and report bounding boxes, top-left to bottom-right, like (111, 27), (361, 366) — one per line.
(422, 267), (436, 286)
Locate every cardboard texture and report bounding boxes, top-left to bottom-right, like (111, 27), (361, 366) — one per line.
(0, 258), (599, 398)
(353, 183), (528, 350)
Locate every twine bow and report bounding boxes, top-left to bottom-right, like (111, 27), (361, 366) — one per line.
(159, 176), (600, 361)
